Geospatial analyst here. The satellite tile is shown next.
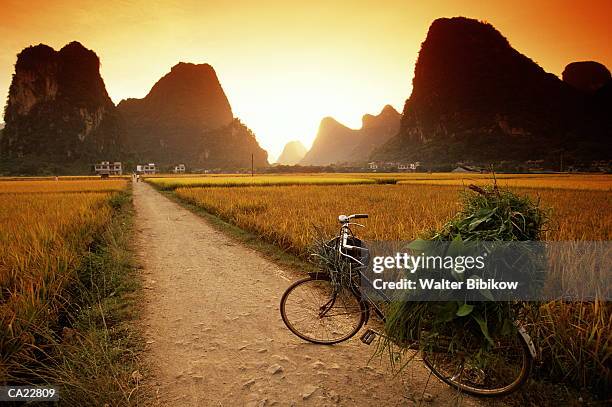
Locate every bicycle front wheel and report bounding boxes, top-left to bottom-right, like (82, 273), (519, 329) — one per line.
(280, 276), (367, 344)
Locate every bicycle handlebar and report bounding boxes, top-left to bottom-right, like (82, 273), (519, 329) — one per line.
(338, 214), (369, 223)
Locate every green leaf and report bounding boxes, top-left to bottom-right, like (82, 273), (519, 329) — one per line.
(446, 234), (465, 257)
(435, 302), (458, 323)
(473, 314), (494, 345)
(456, 303), (474, 317)
(469, 275), (495, 301)
(468, 216), (489, 231)
(405, 239), (432, 252)
(469, 207), (500, 231)
(451, 266), (465, 281)
(479, 287), (495, 301)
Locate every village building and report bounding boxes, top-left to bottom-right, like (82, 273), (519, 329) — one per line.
(525, 159), (545, 173)
(452, 165), (480, 173)
(173, 164), (186, 174)
(136, 163), (157, 174)
(93, 161), (122, 176)
(368, 161), (421, 172)
(397, 162), (421, 171)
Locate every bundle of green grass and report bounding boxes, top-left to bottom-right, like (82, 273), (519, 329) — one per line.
(431, 184), (547, 241)
(382, 184), (548, 353)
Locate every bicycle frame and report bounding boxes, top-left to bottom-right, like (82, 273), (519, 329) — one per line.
(335, 217), (389, 323)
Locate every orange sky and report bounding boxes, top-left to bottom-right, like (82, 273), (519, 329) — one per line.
(1, 0), (611, 161)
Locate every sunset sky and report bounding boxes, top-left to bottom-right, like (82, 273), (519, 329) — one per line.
(1, 0), (611, 161)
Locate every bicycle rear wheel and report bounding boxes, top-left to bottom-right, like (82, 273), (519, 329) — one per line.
(280, 276), (367, 344)
(421, 326), (532, 396)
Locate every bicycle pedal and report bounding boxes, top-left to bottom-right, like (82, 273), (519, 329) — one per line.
(360, 329), (378, 345)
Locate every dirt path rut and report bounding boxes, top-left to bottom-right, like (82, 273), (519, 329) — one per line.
(133, 181), (481, 406)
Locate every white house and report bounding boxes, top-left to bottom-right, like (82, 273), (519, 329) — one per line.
(94, 161), (122, 176)
(136, 163), (157, 174)
(389, 162), (422, 171)
(173, 164), (186, 174)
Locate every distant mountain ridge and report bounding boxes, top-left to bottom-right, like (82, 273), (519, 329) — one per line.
(0, 42), (124, 173)
(3, 25), (610, 174)
(118, 62), (268, 168)
(0, 46), (270, 174)
(300, 117), (359, 166)
(118, 62), (233, 132)
(300, 105), (400, 166)
(352, 105), (402, 161)
(373, 17), (611, 166)
(276, 140), (307, 164)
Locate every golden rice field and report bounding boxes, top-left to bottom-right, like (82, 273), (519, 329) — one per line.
(363, 172), (611, 182)
(146, 172), (612, 191)
(397, 175), (612, 190)
(0, 179), (128, 193)
(147, 175), (376, 190)
(0, 175), (129, 181)
(175, 184), (612, 253)
(0, 180), (127, 382)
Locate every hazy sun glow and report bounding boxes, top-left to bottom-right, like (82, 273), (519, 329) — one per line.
(1, 0), (611, 161)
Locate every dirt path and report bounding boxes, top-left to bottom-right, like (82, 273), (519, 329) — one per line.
(133, 181), (483, 406)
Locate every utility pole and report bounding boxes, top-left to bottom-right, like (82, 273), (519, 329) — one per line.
(251, 153), (254, 177)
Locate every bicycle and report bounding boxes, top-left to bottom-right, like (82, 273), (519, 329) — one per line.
(280, 214), (537, 397)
